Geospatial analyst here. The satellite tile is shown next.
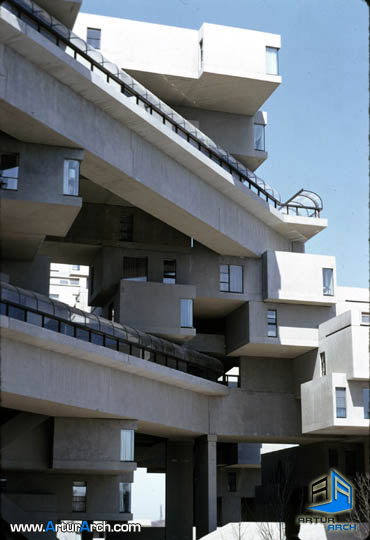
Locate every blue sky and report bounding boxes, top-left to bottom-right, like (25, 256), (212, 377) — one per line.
(81, 0), (368, 289)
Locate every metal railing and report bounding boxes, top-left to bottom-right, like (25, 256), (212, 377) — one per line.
(0, 298), (224, 382)
(1, 0), (323, 218)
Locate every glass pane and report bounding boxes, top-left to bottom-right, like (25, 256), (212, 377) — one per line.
(254, 124), (265, 151)
(123, 257), (148, 281)
(26, 311), (43, 327)
(119, 341), (130, 354)
(120, 429), (134, 461)
(267, 324), (277, 337)
(361, 313), (369, 325)
(363, 389), (370, 419)
(76, 327), (89, 341)
(267, 310), (277, 322)
(119, 482), (131, 513)
(87, 27), (101, 49)
(63, 160), (80, 196)
(44, 317), (59, 331)
(0, 153), (19, 189)
(266, 47), (279, 75)
(60, 322), (74, 337)
(180, 299), (193, 328)
(0, 302), (7, 315)
(91, 332), (104, 345)
(8, 305), (25, 321)
(105, 337), (117, 350)
(322, 268), (334, 296)
(229, 265), (243, 293)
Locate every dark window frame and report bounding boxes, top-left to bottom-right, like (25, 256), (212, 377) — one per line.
(320, 352), (326, 376)
(87, 27), (101, 49)
(120, 215), (133, 242)
(219, 264), (243, 293)
(335, 387), (347, 418)
(123, 256), (148, 282)
(163, 259), (176, 284)
(0, 152), (19, 190)
(267, 309), (277, 337)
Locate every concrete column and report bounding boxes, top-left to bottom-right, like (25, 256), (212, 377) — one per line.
(194, 435), (217, 539)
(166, 441), (193, 540)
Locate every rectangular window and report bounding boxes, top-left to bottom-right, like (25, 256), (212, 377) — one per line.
(361, 312), (370, 325)
(120, 215), (133, 242)
(180, 299), (193, 328)
(49, 294), (59, 300)
(363, 388), (370, 419)
(199, 39), (204, 67)
(72, 481), (87, 512)
(63, 160), (80, 196)
(123, 257), (148, 282)
(163, 259), (176, 284)
(120, 429), (134, 461)
(320, 352), (326, 376)
(0, 153), (19, 190)
(267, 309), (277, 337)
(254, 124), (265, 151)
(72, 265), (80, 271)
(322, 268), (334, 296)
(119, 482), (131, 513)
(266, 46), (279, 75)
(69, 278), (79, 286)
(219, 265), (243, 293)
(336, 387), (346, 418)
(87, 27), (101, 49)
(227, 472), (237, 492)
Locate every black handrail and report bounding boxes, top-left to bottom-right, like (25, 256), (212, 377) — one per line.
(0, 299), (224, 382)
(1, 0), (322, 218)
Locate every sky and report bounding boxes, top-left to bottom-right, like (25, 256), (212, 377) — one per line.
(79, 0), (369, 289)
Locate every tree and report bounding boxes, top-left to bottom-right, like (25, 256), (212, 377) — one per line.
(349, 472), (370, 540)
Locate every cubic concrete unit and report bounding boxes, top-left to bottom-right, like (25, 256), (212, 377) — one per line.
(0, 1), (368, 540)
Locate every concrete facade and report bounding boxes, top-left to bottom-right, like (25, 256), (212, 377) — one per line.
(0, 2), (368, 539)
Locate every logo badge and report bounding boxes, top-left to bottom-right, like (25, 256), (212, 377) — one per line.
(308, 469), (353, 514)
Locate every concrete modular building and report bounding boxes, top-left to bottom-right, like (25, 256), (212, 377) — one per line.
(0, 1), (368, 539)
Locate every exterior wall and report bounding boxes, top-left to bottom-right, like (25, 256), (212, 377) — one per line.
(1, 254), (51, 296)
(226, 301), (333, 357)
(53, 418), (137, 473)
(174, 106), (267, 171)
(263, 251), (337, 305)
(4, 472), (132, 521)
(318, 309), (369, 380)
(50, 263), (90, 311)
(117, 280), (196, 341)
(73, 15), (281, 115)
(0, 132), (83, 260)
(301, 372), (370, 434)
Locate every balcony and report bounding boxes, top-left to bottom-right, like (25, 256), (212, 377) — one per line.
(262, 251), (337, 306)
(301, 373), (370, 435)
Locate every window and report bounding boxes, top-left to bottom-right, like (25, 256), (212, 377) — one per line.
(49, 294), (59, 300)
(123, 257), (148, 282)
(120, 429), (134, 461)
(180, 299), (193, 328)
(69, 278), (79, 286)
(0, 153), (19, 190)
(322, 268), (334, 296)
(72, 481), (87, 512)
(266, 46), (279, 75)
(120, 215), (133, 242)
(63, 160), (80, 196)
(320, 352), (326, 376)
(336, 387), (346, 418)
(361, 312), (370, 325)
(60, 279), (68, 285)
(254, 124), (265, 151)
(227, 472), (237, 492)
(72, 265), (80, 271)
(119, 482), (131, 513)
(163, 259), (176, 284)
(363, 388), (370, 419)
(87, 27), (101, 49)
(220, 265), (243, 293)
(267, 309), (277, 337)
(199, 39), (204, 67)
